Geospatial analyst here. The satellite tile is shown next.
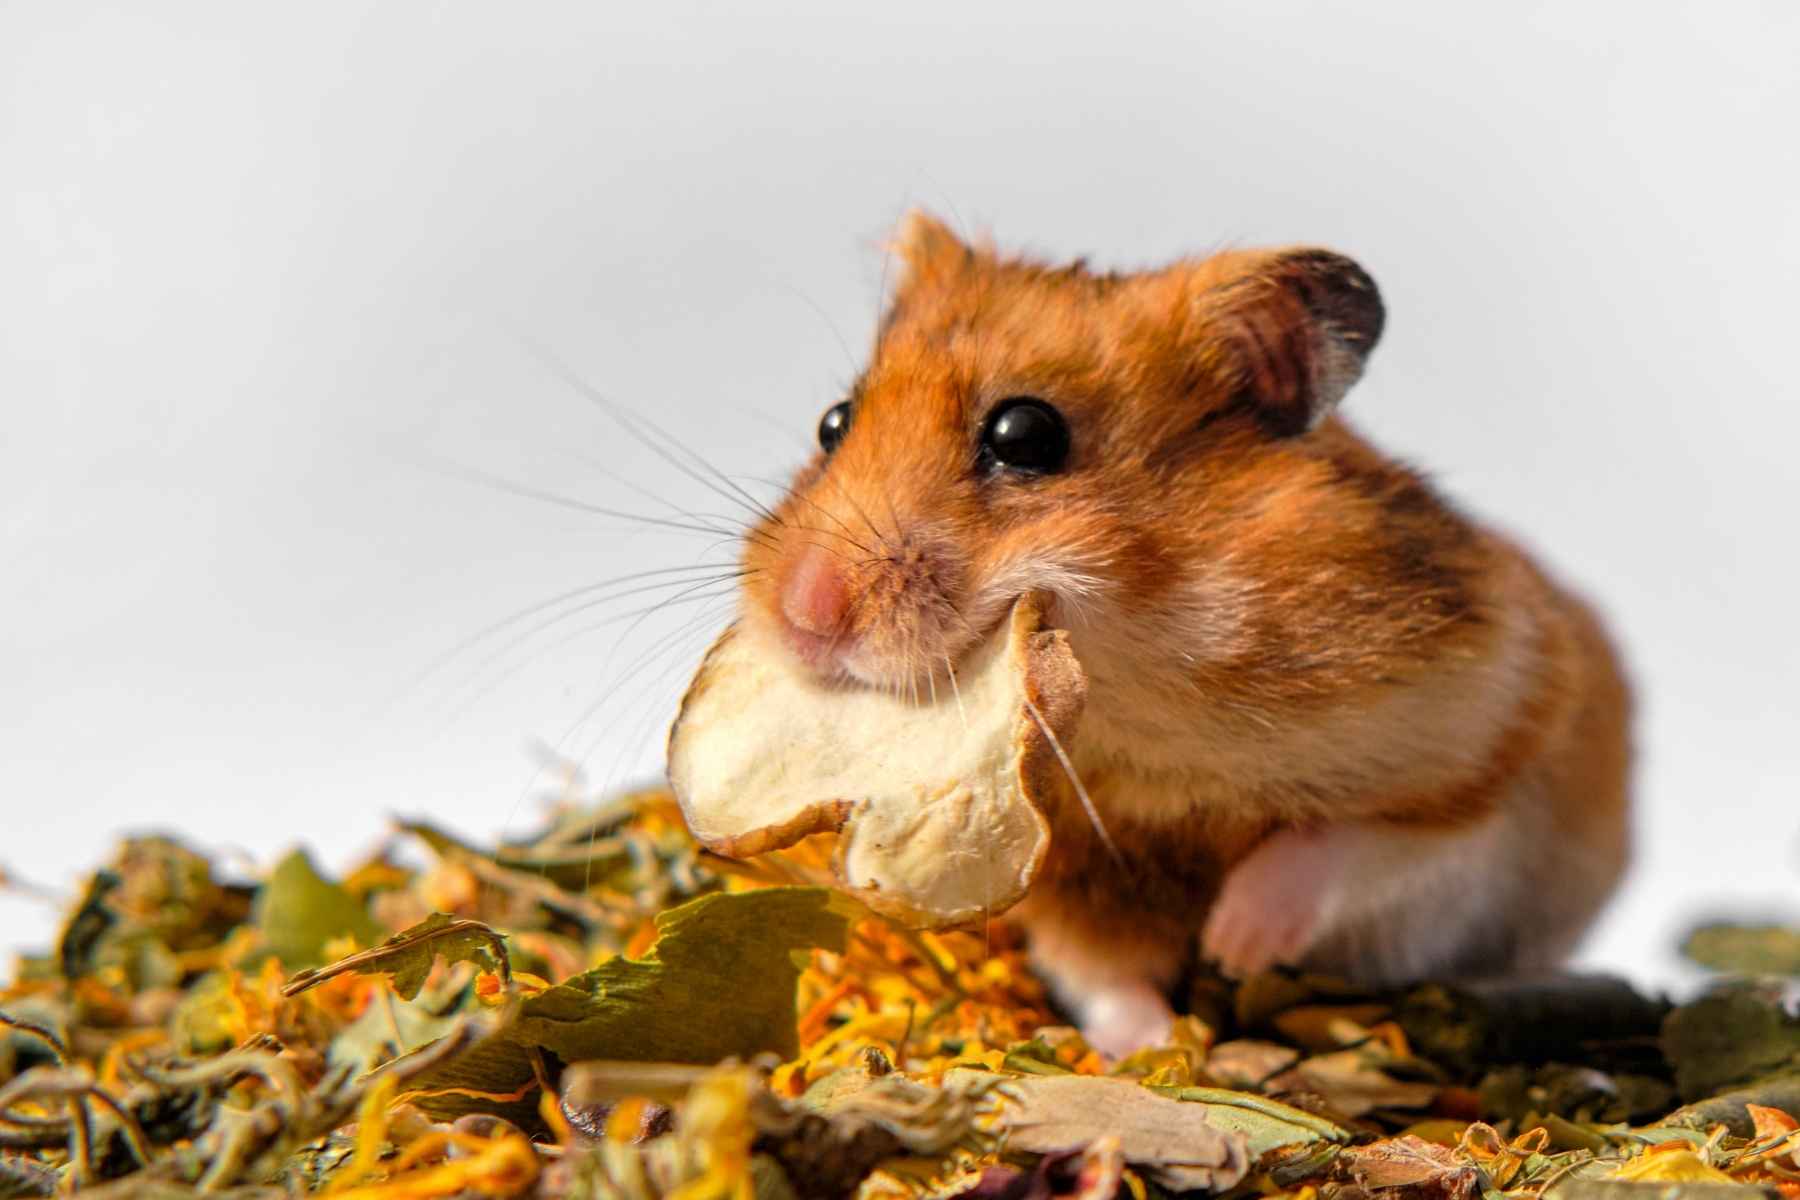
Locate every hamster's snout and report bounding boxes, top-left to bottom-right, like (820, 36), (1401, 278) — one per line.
(758, 521), (972, 689)
(777, 542), (854, 670)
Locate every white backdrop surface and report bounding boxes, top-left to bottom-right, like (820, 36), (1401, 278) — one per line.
(3, 2), (1796, 984)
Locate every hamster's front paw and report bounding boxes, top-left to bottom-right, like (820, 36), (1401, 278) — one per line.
(1200, 826), (1345, 977)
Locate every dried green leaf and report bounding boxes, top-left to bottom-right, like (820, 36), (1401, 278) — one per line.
(399, 798), (713, 914)
(0, 1153), (59, 1198)
(950, 1071), (1256, 1193)
(1550, 1184), (1779, 1200)
(1398, 975), (1668, 1076)
(1663, 1072), (1800, 1138)
(1001, 1038), (1074, 1076)
(1478, 1063), (1675, 1126)
(399, 887), (852, 1122)
(1146, 1084), (1351, 1159)
(1273, 1003), (1395, 1052)
(795, 1063), (998, 1153)
(1682, 924), (1800, 977)
(1662, 981), (1800, 1100)
(1608, 1146), (1733, 1184)
(759, 1064), (999, 1196)
(252, 850), (382, 970)
(1233, 972), (1320, 1029)
(325, 990), (465, 1077)
(282, 912), (509, 1001)
(55, 870), (120, 980)
(1204, 1039), (1302, 1090)
(1266, 1047), (1439, 1118)
(1343, 1135), (1483, 1200)
(398, 815), (625, 893)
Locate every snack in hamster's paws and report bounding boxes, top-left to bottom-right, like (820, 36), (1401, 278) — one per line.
(667, 592), (1084, 928)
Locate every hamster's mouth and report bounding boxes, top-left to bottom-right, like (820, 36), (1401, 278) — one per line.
(791, 592), (1046, 703)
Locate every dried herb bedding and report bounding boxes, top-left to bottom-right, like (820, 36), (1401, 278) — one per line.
(2, 791), (1797, 1199)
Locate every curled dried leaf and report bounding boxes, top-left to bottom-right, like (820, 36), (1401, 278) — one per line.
(281, 914), (510, 1001)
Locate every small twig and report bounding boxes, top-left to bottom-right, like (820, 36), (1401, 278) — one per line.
(81, 1087), (153, 1168)
(451, 851), (629, 930)
(133, 1050), (303, 1115)
(0, 1066), (155, 1171)
(0, 1013), (68, 1064)
(65, 1092), (93, 1191)
(527, 1046), (555, 1098)
(0, 863), (63, 903)
(281, 916), (513, 998)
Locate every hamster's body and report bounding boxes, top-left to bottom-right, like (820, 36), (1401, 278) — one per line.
(732, 214), (1631, 1054)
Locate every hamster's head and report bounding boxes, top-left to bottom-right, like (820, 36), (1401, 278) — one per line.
(739, 212), (1412, 709)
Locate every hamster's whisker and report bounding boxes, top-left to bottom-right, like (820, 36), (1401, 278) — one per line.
(431, 580), (744, 725)
(495, 589), (742, 777)
(567, 452), (775, 545)
(778, 490), (878, 556)
(789, 535), (859, 570)
(414, 455), (758, 542)
(942, 652), (968, 729)
(913, 631), (926, 708)
(814, 465), (894, 553)
(698, 531), (776, 560)
(524, 596), (734, 823)
(636, 420), (786, 530)
(411, 563), (754, 691)
(903, 623), (918, 708)
(942, 596), (985, 644)
(818, 593), (859, 674)
(427, 569), (754, 709)
(575, 599), (733, 769)
(517, 335), (787, 530)
(785, 516), (876, 559)
(876, 481), (904, 552)
(1023, 694), (1125, 871)
(740, 528), (782, 555)
(777, 279), (863, 378)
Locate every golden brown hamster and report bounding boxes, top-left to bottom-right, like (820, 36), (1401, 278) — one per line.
(728, 213), (1631, 1055)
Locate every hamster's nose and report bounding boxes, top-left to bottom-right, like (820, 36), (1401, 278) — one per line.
(779, 543), (852, 651)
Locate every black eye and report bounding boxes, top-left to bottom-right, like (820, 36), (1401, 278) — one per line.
(817, 401), (851, 454)
(980, 398), (1070, 475)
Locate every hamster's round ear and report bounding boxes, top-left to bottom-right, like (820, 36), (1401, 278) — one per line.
(1206, 248), (1385, 436)
(889, 210), (974, 283)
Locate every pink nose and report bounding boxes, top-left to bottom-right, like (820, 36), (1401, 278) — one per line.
(780, 544), (851, 644)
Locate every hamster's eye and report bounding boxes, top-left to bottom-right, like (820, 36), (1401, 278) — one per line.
(817, 401), (852, 454)
(980, 398), (1070, 475)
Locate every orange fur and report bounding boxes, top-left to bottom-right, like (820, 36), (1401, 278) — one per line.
(734, 213), (1632, 1047)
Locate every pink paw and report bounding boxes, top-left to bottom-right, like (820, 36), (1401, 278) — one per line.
(1078, 982), (1176, 1060)
(1200, 827), (1346, 978)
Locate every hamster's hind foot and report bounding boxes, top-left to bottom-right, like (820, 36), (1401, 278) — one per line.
(1072, 979), (1176, 1060)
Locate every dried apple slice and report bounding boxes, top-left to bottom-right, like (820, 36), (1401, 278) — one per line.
(666, 594), (1085, 928)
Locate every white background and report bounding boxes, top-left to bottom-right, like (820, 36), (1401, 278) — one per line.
(3, 2), (1796, 986)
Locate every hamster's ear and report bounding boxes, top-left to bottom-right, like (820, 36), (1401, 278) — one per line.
(1199, 248), (1385, 435)
(889, 210), (975, 284)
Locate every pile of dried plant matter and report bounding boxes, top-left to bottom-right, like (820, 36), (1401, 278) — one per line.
(3, 788), (1798, 1199)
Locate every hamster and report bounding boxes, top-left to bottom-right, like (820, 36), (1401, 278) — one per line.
(731, 212), (1632, 1056)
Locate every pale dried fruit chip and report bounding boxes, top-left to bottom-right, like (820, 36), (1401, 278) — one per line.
(666, 594), (1084, 927)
